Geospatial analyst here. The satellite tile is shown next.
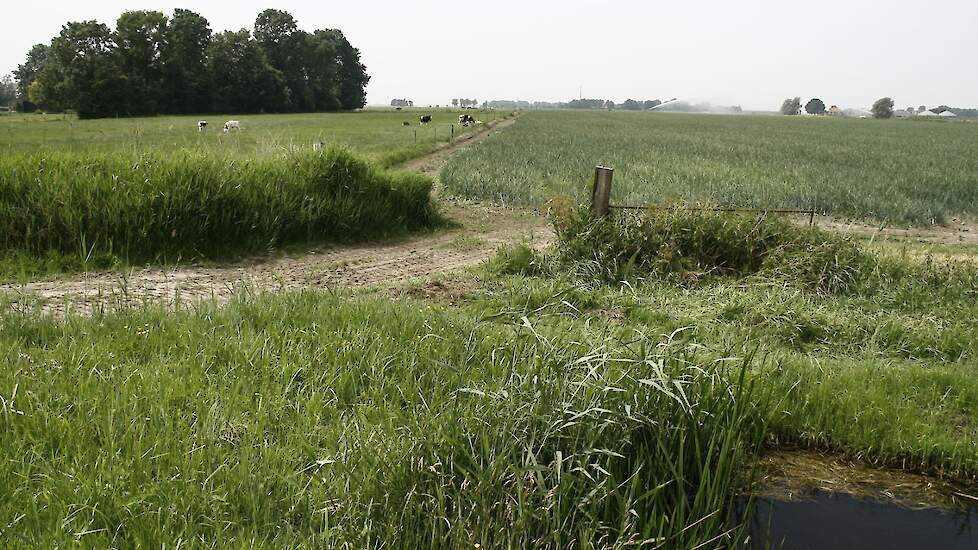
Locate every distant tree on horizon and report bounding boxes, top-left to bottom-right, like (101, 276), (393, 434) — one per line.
(621, 99), (642, 110)
(872, 97), (895, 119)
(780, 97), (801, 115)
(805, 98), (827, 115)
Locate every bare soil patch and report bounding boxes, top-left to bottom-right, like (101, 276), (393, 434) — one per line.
(1, 204), (549, 316)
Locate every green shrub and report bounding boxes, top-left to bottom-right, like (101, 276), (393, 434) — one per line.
(550, 204), (871, 293)
(0, 147), (440, 264)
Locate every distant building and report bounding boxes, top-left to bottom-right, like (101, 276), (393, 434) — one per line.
(917, 110), (939, 117)
(828, 105), (844, 116)
(939, 111), (958, 118)
(893, 109), (913, 118)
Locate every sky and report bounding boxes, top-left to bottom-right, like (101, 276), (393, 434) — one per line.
(2, 0), (977, 111)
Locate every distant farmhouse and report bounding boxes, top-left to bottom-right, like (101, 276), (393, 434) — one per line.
(916, 110), (939, 118)
(939, 111), (958, 118)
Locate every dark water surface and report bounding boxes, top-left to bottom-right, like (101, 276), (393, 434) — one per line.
(741, 491), (978, 549)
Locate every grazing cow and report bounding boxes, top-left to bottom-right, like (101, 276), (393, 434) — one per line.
(223, 120), (241, 133)
(419, 114), (432, 125)
(458, 114), (476, 127)
(197, 120), (208, 132)
(402, 121), (411, 126)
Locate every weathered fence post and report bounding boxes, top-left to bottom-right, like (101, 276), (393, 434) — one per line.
(414, 129), (417, 143)
(591, 166), (614, 217)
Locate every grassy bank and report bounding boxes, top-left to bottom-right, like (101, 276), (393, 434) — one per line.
(0, 148), (439, 278)
(3, 208), (977, 546)
(485, 207), (978, 480)
(0, 293), (768, 548)
(441, 111), (978, 224)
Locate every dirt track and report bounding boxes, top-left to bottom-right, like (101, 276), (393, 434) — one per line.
(1, 118), (550, 316)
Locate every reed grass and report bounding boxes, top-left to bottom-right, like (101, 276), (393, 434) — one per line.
(0, 147), (439, 270)
(0, 292), (770, 547)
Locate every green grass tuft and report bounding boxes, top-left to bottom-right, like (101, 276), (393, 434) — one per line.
(0, 147), (440, 271)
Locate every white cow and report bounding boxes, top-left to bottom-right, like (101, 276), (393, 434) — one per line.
(223, 120), (241, 133)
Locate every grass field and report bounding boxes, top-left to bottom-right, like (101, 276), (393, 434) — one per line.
(441, 111), (978, 224)
(3, 214), (977, 546)
(0, 109), (506, 167)
(0, 109), (514, 279)
(4, 107), (978, 546)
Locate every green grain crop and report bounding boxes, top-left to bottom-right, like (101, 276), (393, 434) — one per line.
(441, 111), (978, 224)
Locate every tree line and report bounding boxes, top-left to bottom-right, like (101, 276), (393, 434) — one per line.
(780, 97), (977, 119)
(12, 9), (369, 119)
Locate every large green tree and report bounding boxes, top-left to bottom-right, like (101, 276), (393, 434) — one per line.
(115, 11), (169, 115)
(254, 9), (312, 111)
(872, 97), (894, 119)
(328, 30), (369, 110)
(208, 30), (288, 113)
(39, 21), (126, 118)
(305, 30), (343, 111)
(161, 9), (213, 114)
(13, 44), (49, 100)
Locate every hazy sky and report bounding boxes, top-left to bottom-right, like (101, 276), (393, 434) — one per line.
(3, 1), (977, 111)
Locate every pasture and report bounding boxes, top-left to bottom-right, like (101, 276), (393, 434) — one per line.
(0, 108), (505, 166)
(442, 110), (978, 224)
(0, 109), (508, 279)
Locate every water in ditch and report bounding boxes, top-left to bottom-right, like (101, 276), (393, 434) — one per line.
(739, 490), (978, 549)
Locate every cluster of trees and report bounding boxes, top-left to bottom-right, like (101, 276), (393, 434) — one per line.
(619, 99), (663, 111)
(390, 98), (414, 107)
(13, 9), (369, 118)
(451, 98), (479, 108)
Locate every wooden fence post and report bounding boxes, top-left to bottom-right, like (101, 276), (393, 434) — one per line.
(591, 166), (614, 217)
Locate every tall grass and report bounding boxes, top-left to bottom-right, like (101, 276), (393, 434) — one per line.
(0, 147), (439, 264)
(486, 202), (978, 481)
(516, 204), (871, 294)
(0, 293), (770, 547)
(441, 111), (978, 224)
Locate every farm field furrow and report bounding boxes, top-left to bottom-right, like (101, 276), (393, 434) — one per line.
(441, 110), (978, 224)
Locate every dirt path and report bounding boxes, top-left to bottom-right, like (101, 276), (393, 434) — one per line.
(2, 117), (550, 316)
(400, 116), (518, 179)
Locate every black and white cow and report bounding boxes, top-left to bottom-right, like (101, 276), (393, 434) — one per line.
(197, 120), (208, 132)
(223, 120), (241, 133)
(419, 115), (432, 125)
(458, 114), (476, 127)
